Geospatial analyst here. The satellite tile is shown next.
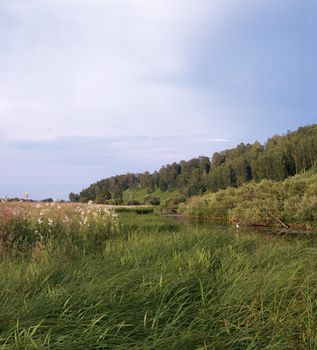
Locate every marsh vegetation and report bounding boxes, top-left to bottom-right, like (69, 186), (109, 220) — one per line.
(1, 203), (317, 349)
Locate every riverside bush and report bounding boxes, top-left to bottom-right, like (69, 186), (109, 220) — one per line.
(180, 170), (317, 228)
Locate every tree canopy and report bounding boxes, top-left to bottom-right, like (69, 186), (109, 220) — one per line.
(71, 125), (317, 203)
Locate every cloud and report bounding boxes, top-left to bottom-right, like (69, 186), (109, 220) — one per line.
(1, 0), (315, 141)
(1, 0), (310, 142)
(1, 133), (234, 166)
(0, 0), (252, 141)
(0, 0), (316, 199)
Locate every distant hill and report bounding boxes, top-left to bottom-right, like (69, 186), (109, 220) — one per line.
(73, 124), (317, 206)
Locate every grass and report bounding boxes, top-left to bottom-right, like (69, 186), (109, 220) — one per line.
(1, 203), (317, 349)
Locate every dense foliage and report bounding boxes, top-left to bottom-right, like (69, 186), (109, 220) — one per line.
(180, 167), (317, 228)
(74, 125), (317, 204)
(208, 124), (317, 191)
(77, 157), (211, 204)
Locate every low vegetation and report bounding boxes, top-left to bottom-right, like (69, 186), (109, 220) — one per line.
(0, 202), (119, 255)
(1, 203), (317, 348)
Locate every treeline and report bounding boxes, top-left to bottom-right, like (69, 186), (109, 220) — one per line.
(72, 156), (211, 204)
(208, 124), (317, 191)
(72, 125), (317, 203)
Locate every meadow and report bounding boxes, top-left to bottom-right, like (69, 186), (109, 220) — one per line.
(1, 202), (317, 349)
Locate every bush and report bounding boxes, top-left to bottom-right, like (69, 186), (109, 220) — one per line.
(144, 195), (160, 206)
(41, 198), (54, 203)
(160, 195), (186, 212)
(127, 200), (140, 206)
(180, 171), (317, 228)
(108, 199), (124, 205)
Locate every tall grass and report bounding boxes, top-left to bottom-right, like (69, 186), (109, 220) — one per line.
(0, 202), (119, 254)
(0, 203), (317, 349)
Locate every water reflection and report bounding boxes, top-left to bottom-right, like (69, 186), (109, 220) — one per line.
(165, 214), (317, 241)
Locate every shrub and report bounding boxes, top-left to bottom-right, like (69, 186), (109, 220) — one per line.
(144, 195), (160, 206)
(160, 195), (186, 212)
(180, 171), (317, 228)
(127, 200), (140, 206)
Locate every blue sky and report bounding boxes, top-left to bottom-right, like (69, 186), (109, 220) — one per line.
(0, 0), (316, 199)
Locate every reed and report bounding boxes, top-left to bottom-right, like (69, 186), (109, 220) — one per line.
(0, 203), (316, 349)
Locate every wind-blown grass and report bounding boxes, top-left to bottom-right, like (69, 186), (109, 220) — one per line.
(0, 205), (317, 349)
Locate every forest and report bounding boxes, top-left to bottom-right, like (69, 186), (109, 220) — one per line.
(73, 125), (317, 204)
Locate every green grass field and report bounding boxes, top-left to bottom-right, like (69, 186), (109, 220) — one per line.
(1, 205), (317, 349)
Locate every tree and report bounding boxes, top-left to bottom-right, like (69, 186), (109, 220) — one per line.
(69, 192), (80, 202)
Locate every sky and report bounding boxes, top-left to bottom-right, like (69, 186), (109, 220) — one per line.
(0, 0), (316, 199)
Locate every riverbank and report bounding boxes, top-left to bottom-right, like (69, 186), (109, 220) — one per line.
(179, 168), (317, 230)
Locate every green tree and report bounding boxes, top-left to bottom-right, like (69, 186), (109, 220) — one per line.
(69, 192), (80, 202)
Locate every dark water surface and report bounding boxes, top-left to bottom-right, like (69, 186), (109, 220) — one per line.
(165, 214), (317, 241)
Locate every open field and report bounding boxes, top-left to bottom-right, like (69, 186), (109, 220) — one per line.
(1, 203), (317, 349)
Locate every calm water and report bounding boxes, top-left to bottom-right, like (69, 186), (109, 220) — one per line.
(166, 214), (317, 240)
